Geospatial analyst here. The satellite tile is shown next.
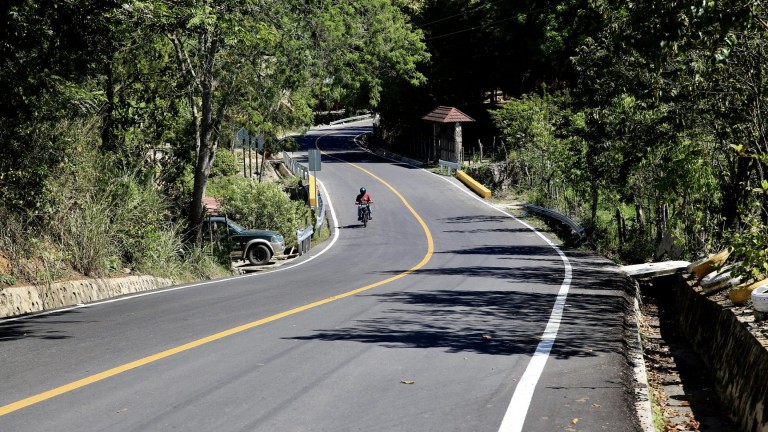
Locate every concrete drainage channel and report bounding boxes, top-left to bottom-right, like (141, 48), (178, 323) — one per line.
(630, 271), (768, 432)
(636, 276), (737, 431)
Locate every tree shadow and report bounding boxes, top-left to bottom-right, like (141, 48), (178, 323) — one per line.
(443, 227), (534, 235)
(0, 310), (84, 341)
(440, 215), (519, 224)
(291, 240), (636, 358)
(439, 214), (556, 236)
(380, 265), (566, 286)
(437, 244), (559, 257)
(290, 281), (634, 360)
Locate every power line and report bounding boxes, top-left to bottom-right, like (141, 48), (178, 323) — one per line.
(424, 3), (565, 41)
(415, 0), (507, 29)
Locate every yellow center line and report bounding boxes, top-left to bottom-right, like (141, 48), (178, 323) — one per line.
(0, 136), (434, 417)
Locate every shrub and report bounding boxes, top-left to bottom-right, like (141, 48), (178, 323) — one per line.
(210, 148), (240, 178)
(55, 190), (120, 277)
(208, 176), (309, 245)
(107, 174), (170, 269)
(0, 211), (33, 281)
(0, 274), (16, 286)
(182, 243), (230, 280)
(727, 213), (768, 281)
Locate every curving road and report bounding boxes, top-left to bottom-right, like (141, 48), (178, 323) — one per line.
(0, 122), (641, 431)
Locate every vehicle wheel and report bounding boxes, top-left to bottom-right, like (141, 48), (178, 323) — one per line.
(246, 244), (271, 266)
(362, 211), (368, 227)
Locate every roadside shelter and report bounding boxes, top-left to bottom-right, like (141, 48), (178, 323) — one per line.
(421, 106), (475, 163)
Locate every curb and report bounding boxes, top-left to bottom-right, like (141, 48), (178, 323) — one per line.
(630, 279), (657, 432)
(0, 275), (175, 319)
(456, 169), (492, 198)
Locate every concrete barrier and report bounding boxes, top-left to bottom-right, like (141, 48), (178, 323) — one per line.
(457, 170), (492, 198)
(0, 275), (175, 318)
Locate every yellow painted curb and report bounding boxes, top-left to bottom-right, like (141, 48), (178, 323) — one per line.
(457, 170), (492, 199)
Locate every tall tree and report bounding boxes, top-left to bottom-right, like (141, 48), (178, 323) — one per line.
(122, 0), (427, 236)
(0, 0), (120, 211)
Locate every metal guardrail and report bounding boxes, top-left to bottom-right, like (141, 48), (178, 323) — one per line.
(328, 113), (373, 125)
(283, 151), (309, 180)
(296, 225), (313, 256)
(439, 159), (461, 175)
(524, 204), (586, 240)
(283, 150), (326, 239)
(315, 192), (326, 231)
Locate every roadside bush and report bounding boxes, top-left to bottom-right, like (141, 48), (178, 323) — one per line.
(0, 211), (44, 284)
(210, 148), (239, 178)
(107, 174), (170, 270)
(131, 223), (185, 277)
(727, 212), (768, 281)
(208, 176), (310, 245)
(56, 190), (120, 277)
(182, 243), (230, 280)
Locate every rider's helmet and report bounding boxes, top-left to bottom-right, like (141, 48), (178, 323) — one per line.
(360, 187), (366, 194)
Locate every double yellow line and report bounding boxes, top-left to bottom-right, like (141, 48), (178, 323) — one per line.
(0, 142), (433, 417)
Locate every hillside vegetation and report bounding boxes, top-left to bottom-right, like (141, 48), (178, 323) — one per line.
(2, 1), (766, 287)
(0, 0), (428, 286)
(374, 0), (767, 282)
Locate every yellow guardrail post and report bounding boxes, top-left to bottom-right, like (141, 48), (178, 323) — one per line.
(456, 170), (492, 199)
(308, 174), (317, 207)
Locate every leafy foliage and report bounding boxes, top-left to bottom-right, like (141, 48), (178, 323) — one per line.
(0, 0), (429, 284)
(207, 176), (309, 246)
(210, 149), (240, 178)
(419, 0), (767, 273)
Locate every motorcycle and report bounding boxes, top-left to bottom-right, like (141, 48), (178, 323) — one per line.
(357, 203), (371, 227)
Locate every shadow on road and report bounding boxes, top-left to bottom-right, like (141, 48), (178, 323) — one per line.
(291, 272), (634, 360)
(291, 243), (636, 359)
(0, 310), (84, 341)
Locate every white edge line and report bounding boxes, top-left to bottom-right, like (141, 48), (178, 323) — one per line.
(354, 135), (572, 432)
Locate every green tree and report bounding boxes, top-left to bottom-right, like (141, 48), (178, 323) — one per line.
(121, 0), (427, 238)
(0, 0), (121, 211)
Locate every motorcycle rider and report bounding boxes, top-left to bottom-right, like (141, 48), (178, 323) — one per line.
(355, 187), (373, 221)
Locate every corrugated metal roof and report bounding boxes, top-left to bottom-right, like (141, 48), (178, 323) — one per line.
(421, 106), (475, 123)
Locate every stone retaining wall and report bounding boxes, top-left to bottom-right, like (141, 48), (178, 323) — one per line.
(0, 275), (175, 318)
(675, 277), (768, 432)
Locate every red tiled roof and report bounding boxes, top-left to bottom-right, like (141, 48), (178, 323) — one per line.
(203, 197), (221, 214)
(421, 106), (475, 123)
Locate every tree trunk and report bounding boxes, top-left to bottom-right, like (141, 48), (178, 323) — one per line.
(616, 207), (624, 247)
(188, 31), (220, 241)
(101, 59), (116, 152)
(590, 181), (599, 225)
(722, 155), (752, 229)
(758, 160), (768, 225)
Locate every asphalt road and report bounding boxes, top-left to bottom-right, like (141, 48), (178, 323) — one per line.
(0, 122), (641, 431)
